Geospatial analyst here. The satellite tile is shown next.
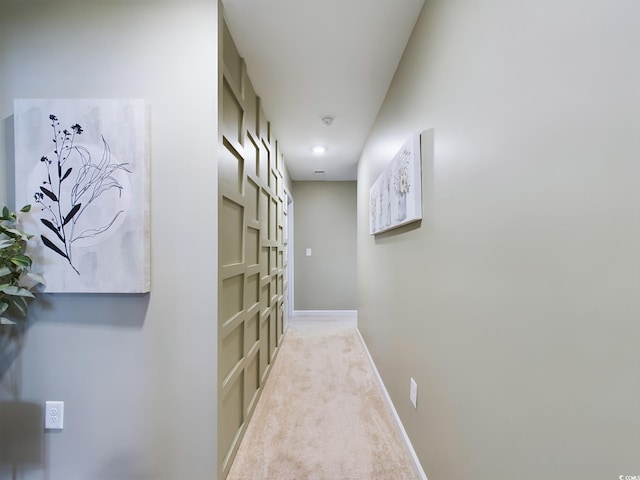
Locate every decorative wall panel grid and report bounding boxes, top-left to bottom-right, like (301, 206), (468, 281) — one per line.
(218, 22), (286, 479)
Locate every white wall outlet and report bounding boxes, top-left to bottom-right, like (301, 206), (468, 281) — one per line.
(305, 248), (312, 256)
(410, 378), (418, 409)
(45, 401), (64, 430)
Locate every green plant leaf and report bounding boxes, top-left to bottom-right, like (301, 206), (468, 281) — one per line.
(0, 204), (40, 323)
(0, 285), (35, 298)
(11, 255), (32, 267)
(26, 272), (46, 286)
(3, 228), (25, 239)
(13, 296), (28, 316)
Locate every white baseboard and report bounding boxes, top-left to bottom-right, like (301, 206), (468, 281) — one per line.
(355, 329), (428, 480)
(292, 310), (358, 317)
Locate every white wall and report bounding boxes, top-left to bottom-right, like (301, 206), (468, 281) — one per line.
(358, 1), (640, 479)
(0, 1), (218, 479)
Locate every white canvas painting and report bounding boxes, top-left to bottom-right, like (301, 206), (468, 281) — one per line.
(369, 133), (422, 235)
(14, 99), (150, 293)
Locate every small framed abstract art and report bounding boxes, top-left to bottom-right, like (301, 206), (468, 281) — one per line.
(369, 133), (422, 235)
(14, 98), (150, 293)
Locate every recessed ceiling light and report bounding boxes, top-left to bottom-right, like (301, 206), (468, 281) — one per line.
(312, 145), (327, 155)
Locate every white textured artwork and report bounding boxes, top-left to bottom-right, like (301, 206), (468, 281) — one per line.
(369, 133), (422, 235)
(14, 99), (150, 293)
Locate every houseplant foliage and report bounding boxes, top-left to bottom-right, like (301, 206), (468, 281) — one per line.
(0, 205), (44, 325)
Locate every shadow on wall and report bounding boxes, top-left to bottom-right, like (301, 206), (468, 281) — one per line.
(0, 292), (150, 480)
(3, 116), (16, 209)
(94, 453), (156, 480)
(0, 293), (150, 401)
(0, 320), (42, 474)
(0, 322), (30, 401)
(33, 293), (150, 328)
(0, 401), (44, 475)
(0, 293), (150, 384)
(374, 219), (421, 242)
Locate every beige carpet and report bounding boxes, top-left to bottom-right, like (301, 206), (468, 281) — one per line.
(227, 315), (420, 480)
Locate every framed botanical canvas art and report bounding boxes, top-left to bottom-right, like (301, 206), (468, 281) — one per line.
(14, 99), (150, 293)
(369, 133), (422, 235)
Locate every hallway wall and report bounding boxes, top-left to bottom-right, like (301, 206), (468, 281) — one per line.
(0, 1), (218, 479)
(357, 1), (640, 479)
(218, 19), (288, 478)
(293, 181), (357, 311)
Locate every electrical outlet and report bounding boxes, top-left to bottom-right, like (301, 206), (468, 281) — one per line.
(45, 401), (64, 430)
(410, 378), (418, 409)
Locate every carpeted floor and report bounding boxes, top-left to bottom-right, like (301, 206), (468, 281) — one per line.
(227, 315), (420, 480)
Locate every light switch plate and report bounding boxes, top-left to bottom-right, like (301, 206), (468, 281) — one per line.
(306, 248), (312, 256)
(410, 378), (418, 409)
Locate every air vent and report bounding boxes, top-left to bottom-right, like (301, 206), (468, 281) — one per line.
(313, 169), (326, 175)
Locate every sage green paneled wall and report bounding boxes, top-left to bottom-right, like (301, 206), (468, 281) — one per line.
(218, 19), (287, 479)
(0, 1), (218, 479)
(358, 1), (640, 479)
(293, 181), (357, 311)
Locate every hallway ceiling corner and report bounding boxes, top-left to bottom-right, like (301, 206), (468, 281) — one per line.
(221, 0), (425, 181)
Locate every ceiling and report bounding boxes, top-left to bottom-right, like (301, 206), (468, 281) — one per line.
(221, 0), (425, 181)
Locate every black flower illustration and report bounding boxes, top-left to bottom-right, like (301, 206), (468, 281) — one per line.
(33, 114), (130, 275)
